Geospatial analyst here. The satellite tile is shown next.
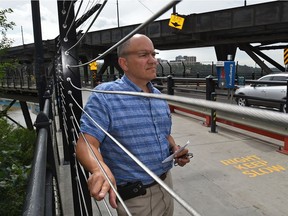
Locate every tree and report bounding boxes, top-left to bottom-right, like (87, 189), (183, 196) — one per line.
(0, 118), (36, 215)
(0, 8), (15, 51)
(0, 8), (16, 77)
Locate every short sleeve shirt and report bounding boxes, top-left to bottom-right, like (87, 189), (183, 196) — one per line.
(80, 75), (172, 185)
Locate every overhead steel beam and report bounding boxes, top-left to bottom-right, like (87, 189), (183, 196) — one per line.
(239, 44), (272, 74)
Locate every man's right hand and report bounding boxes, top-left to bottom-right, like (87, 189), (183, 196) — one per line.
(87, 162), (118, 208)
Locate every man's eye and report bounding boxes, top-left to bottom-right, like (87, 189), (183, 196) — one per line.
(138, 52), (157, 58)
(139, 52), (149, 57)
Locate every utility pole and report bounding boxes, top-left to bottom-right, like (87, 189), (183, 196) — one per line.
(31, 0), (46, 111)
(21, 26), (24, 45)
(116, 0), (120, 27)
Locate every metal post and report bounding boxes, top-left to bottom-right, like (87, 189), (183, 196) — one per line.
(167, 75), (174, 95)
(116, 0), (120, 27)
(167, 61), (173, 75)
(31, 0), (46, 111)
(158, 62), (164, 77)
(210, 92), (217, 133)
(205, 75), (215, 126)
(182, 61), (186, 77)
(19, 101), (34, 130)
(206, 75), (215, 101)
(286, 80), (288, 113)
(57, 1), (91, 215)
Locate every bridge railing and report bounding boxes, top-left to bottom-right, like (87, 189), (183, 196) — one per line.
(0, 66), (38, 90)
(59, 75), (288, 215)
(22, 86), (62, 216)
(20, 74), (288, 215)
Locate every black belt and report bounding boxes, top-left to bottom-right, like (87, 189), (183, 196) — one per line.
(143, 172), (167, 188)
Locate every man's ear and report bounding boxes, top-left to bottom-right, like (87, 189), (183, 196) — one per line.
(118, 57), (128, 71)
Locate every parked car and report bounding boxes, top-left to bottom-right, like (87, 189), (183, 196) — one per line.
(235, 73), (288, 113)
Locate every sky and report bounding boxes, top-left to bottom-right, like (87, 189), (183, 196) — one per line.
(1, 0), (285, 68)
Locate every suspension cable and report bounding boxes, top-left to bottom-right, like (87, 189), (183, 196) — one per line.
(69, 94), (133, 215)
(67, 78), (288, 126)
(67, 0), (182, 68)
(62, 1), (74, 29)
(64, 0), (84, 40)
(69, 106), (114, 216)
(68, 89), (201, 216)
(75, 0), (95, 30)
(65, 0), (107, 54)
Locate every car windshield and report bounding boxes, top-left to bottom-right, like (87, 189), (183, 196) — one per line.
(271, 76), (288, 81)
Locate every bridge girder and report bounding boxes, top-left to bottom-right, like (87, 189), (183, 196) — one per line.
(3, 1), (288, 73)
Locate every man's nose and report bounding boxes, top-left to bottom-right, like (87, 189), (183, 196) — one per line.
(148, 54), (158, 63)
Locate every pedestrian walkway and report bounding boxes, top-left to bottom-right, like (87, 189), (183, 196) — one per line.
(171, 111), (287, 216)
(58, 103), (288, 216)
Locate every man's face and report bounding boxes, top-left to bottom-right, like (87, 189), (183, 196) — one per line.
(120, 36), (158, 84)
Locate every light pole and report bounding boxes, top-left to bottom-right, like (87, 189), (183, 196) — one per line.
(116, 0), (120, 27)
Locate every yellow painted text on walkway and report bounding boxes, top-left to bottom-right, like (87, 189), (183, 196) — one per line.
(220, 155), (286, 177)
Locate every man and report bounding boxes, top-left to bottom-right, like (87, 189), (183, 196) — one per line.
(76, 34), (190, 215)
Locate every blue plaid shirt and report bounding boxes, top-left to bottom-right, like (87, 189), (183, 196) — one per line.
(80, 75), (173, 185)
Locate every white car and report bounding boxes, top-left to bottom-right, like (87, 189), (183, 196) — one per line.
(235, 73), (288, 113)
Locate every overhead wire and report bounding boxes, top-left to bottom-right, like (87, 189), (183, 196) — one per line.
(137, 0), (154, 14)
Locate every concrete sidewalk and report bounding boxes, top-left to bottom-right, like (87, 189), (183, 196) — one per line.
(170, 111), (288, 216)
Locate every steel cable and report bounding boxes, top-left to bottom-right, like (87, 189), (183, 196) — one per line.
(65, 0), (107, 54)
(69, 105), (114, 216)
(67, 86), (201, 216)
(64, 0), (84, 40)
(69, 93), (133, 215)
(68, 78), (288, 126)
(67, 0), (182, 68)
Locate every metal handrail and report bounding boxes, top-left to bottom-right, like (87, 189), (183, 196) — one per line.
(22, 91), (54, 216)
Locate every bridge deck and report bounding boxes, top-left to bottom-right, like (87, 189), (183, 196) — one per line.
(57, 97), (288, 215)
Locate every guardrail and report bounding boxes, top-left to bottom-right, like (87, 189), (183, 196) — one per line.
(154, 75), (288, 150)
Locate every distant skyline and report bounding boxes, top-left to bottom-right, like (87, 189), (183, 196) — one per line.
(1, 0), (285, 68)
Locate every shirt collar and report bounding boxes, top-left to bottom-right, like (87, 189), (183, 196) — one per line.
(122, 74), (154, 93)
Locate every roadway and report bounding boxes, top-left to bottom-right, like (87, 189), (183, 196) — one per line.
(57, 90), (288, 216)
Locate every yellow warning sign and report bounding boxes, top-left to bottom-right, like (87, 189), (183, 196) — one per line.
(169, 14), (185, 30)
(89, 61), (98, 71)
(284, 48), (288, 65)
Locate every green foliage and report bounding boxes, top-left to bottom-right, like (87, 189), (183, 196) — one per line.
(0, 8), (15, 50)
(0, 118), (36, 216)
(0, 8), (16, 78)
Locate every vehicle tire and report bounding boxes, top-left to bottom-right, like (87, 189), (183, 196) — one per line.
(237, 97), (248, 107)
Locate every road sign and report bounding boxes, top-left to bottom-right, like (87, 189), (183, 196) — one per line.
(169, 14), (185, 30)
(89, 61), (98, 71)
(284, 48), (288, 65)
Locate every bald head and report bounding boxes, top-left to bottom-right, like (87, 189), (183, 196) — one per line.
(117, 34), (153, 57)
